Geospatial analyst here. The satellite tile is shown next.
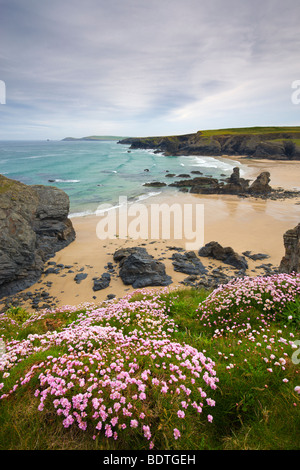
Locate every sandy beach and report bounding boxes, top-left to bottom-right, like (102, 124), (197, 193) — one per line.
(2, 157), (300, 312)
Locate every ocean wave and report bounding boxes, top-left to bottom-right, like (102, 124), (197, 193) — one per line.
(135, 191), (162, 202)
(70, 209), (95, 218)
(49, 178), (81, 183)
(24, 155), (52, 159)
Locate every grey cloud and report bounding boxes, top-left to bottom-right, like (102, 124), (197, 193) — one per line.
(0, 0), (300, 139)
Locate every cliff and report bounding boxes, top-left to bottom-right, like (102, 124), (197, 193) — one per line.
(118, 126), (300, 160)
(279, 223), (300, 273)
(0, 175), (75, 298)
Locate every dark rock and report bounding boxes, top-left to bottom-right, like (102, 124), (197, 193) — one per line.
(243, 251), (270, 261)
(93, 273), (111, 291)
(0, 175), (75, 299)
(74, 273), (88, 284)
(107, 293), (116, 300)
(172, 251), (208, 275)
(279, 223), (300, 273)
(44, 267), (60, 275)
(198, 241), (248, 271)
(113, 247), (151, 266)
(114, 246), (172, 288)
(143, 182), (167, 187)
(221, 167), (250, 194)
(248, 172), (272, 195)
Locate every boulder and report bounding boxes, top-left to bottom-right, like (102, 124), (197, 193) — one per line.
(221, 167), (250, 194)
(198, 241), (248, 271)
(113, 246), (172, 288)
(279, 223), (300, 273)
(74, 273), (88, 284)
(171, 251), (207, 275)
(93, 273), (111, 291)
(248, 172), (272, 195)
(0, 174), (75, 298)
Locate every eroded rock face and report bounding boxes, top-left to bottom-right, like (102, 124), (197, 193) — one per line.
(0, 175), (75, 298)
(279, 223), (300, 273)
(248, 172), (272, 195)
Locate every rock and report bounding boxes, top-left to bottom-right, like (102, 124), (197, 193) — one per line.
(198, 241), (248, 271)
(74, 273), (88, 284)
(143, 182), (167, 187)
(93, 273), (111, 291)
(107, 293), (116, 300)
(279, 223), (300, 273)
(248, 172), (272, 195)
(243, 251), (270, 261)
(170, 176), (220, 194)
(113, 247), (150, 265)
(221, 167), (250, 194)
(0, 174), (75, 299)
(171, 251), (207, 275)
(114, 246), (172, 288)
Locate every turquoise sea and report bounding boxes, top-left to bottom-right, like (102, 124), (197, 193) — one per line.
(0, 140), (244, 217)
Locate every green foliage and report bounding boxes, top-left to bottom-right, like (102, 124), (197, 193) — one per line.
(0, 279), (299, 450)
(5, 306), (31, 324)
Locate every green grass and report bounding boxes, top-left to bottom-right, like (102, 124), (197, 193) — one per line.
(0, 283), (299, 450)
(198, 126), (300, 137)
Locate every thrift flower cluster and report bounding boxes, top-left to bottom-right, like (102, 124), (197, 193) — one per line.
(197, 273), (300, 337)
(0, 289), (218, 449)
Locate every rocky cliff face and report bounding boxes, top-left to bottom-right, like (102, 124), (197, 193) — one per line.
(0, 175), (75, 298)
(119, 129), (300, 160)
(279, 223), (300, 273)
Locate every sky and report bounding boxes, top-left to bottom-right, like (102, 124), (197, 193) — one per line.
(0, 0), (300, 140)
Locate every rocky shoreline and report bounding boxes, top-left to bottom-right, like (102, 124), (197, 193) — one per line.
(143, 167), (300, 200)
(0, 240), (282, 313)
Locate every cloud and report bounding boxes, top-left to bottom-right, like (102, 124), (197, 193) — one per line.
(0, 0), (300, 139)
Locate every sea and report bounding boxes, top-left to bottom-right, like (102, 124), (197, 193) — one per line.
(0, 140), (245, 217)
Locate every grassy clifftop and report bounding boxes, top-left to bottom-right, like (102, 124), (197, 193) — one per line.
(119, 126), (300, 160)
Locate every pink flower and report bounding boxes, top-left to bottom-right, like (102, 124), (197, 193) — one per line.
(207, 414), (213, 423)
(177, 410), (185, 418)
(173, 428), (181, 440)
(130, 419), (138, 428)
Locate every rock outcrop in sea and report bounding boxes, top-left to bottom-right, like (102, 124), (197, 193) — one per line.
(0, 174), (75, 298)
(279, 223), (300, 273)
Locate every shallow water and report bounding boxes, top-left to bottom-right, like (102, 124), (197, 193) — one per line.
(0, 140), (244, 216)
